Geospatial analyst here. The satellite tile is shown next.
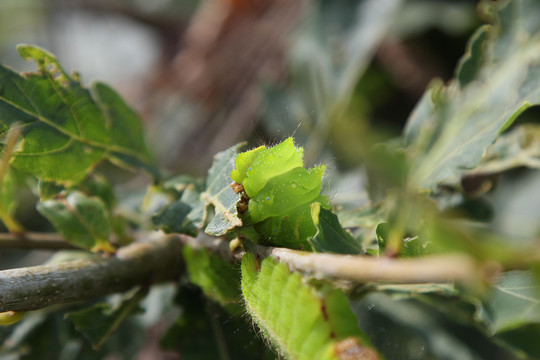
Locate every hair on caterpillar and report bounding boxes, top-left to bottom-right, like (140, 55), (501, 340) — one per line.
(249, 129), (269, 148)
(266, 121), (303, 146)
(246, 116), (304, 149)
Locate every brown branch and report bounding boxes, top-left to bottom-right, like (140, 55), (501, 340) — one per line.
(0, 230), (507, 313)
(0, 232), (76, 250)
(0, 234), (183, 312)
(265, 248), (500, 285)
(182, 233), (501, 285)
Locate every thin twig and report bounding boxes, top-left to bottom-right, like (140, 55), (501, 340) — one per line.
(265, 248), (500, 284)
(182, 233), (501, 284)
(0, 232), (76, 250)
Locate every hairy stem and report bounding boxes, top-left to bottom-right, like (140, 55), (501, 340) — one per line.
(185, 234), (501, 285)
(265, 248), (499, 284)
(0, 234), (183, 312)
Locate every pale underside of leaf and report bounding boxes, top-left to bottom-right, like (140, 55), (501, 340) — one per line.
(489, 270), (540, 333)
(405, 0), (540, 190)
(467, 124), (540, 174)
(203, 143), (244, 236)
(411, 46), (540, 189)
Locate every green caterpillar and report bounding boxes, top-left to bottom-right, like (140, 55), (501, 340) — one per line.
(231, 137), (330, 249)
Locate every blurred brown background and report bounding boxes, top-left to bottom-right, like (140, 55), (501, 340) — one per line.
(0, 0), (479, 175)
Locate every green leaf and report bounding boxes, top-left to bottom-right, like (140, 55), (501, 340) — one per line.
(66, 289), (145, 349)
(1, 308), (146, 359)
(152, 200), (198, 236)
(376, 222), (430, 258)
(162, 174), (203, 194)
(309, 204), (363, 254)
(352, 292), (517, 360)
(150, 175), (208, 232)
(37, 190), (114, 252)
(203, 143), (243, 236)
(469, 124), (540, 175)
(0, 168), (20, 231)
(77, 175), (117, 210)
(455, 25), (490, 88)
(404, 0), (540, 189)
(0, 45), (156, 185)
(38, 180), (64, 200)
(402, 79), (445, 152)
(183, 246), (241, 314)
(90, 82), (155, 176)
(241, 254), (380, 360)
(0, 125), (24, 232)
(365, 144), (410, 203)
(161, 284), (275, 360)
(335, 205), (385, 255)
(487, 270), (540, 333)
(495, 323), (540, 360)
(181, 183), (206, 229)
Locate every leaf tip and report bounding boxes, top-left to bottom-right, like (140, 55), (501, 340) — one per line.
(0, 311), (26, 326)
(16, 44), (53, 63)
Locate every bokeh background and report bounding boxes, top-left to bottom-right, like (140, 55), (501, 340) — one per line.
(0, 0), (479, 176)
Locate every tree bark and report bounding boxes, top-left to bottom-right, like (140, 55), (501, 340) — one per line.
(0, 234), (183, 312)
